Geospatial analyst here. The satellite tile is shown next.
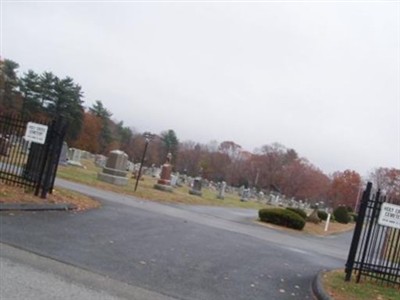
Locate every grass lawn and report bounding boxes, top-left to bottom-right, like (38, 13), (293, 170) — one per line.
(322, 269), (399, 300)
(56, 159), (268, 210)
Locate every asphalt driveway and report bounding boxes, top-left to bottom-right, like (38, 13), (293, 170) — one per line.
(0, 179), (352, 299)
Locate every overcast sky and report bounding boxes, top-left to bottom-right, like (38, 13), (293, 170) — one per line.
(1, 0), (399, 176)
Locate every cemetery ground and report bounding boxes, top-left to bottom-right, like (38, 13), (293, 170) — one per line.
(56, 159), (266, 209)
(0, 157), (353, 237)
(57, 159), (354, 236)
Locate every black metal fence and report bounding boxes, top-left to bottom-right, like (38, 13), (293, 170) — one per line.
(345, 182), (400, 288)
(0, 113), (67, 198)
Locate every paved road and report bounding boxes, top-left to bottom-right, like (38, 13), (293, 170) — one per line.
(0, 179), (353, 299)
(1, 243), (175, 300)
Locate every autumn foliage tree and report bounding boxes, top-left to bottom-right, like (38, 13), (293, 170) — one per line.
(279, 159), (330, 203)
(70, 112), (102, 153)
(329, 170), (362, 208)
(369, 168), (400, 203)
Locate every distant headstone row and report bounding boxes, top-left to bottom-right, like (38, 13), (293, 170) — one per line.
(56, 146), (324, 212)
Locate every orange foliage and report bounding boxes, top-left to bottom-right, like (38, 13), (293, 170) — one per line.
(70, 112), (102, 153)
(329, 170), (362, 208)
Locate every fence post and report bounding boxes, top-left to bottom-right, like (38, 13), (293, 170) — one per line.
(345, 182), (372, 281)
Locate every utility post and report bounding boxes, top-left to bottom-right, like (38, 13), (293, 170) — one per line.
(134, 132), (154, 192)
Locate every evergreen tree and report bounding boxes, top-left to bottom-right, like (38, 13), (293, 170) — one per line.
(43, 76), (84, 141)
(89, 100), (113, 154)
(0, 59), (20, 113)
(161, 129), (179, 162)
(19, 70), (42, 117)
(39, 71), (57, 107)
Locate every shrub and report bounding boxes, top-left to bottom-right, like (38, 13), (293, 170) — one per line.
(350, 213), (358, 223)
(333, 206), (350, 224)
(259, 208), (306, 230)
(286, 207), (307, 220)
(317, 210), (328, 221)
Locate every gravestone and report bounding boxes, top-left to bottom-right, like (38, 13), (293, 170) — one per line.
(307, 208), (321, 224)
(126, 161), (134, 172)
(95, 154), (107, 168)
(170, 174), (178, 187)
(0, 136), (11, 156)
(217, 181), (226, 200)
(68, 148), (83, 167)
(189, 177), (203, 196)
(58, 142), (69, 166)
(97, 150), (129, 186)
(152, 167), (161, 178)
(154, 153), (173, 192)
(240, 188), (250, 202)
(81, 150), (94, 160)
(257, 191), (265, 201)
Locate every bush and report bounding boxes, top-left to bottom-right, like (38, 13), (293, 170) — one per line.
(259, 208), (306, 230)
(333, 206), (350, 224)
(317, 210), (328, 221)
(286, 207), (307, 220)
(350, 213), (358, 223)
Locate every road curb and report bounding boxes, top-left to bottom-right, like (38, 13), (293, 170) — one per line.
(0, 203), (76, 211)
(312, 270), (332, 300)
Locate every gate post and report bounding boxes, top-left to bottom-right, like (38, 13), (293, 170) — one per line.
(345, 182), (372, 281)
(40, 117), (67, 198)
(34, 119), (55, 196)
(356, 188), (381, 283)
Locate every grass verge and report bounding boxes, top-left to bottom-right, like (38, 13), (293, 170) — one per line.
(322, 269), (399, 300)
(257, 219), (354, 236)
(0, 183), (100, 211)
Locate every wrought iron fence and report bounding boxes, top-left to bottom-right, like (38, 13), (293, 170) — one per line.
(345, 182), (400, 288)
(0, 113), (67, 198)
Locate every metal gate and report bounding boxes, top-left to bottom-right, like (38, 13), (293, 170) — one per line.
(0, 113), (67, 198)
(345, 182), (400, 288)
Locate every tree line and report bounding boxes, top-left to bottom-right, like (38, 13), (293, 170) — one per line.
(1, 58), (399, 208)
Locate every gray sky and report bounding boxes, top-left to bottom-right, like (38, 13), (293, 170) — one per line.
(1, 1), (399, 176)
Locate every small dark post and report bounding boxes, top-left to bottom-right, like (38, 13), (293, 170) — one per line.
(134, 133), (153, 192)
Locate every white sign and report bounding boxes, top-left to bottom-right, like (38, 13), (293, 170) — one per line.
(378, 202), (400, 230)
(24, 122), (48, 144)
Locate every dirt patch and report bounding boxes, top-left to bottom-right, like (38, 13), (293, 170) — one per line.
(0, 183), (100, 211)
